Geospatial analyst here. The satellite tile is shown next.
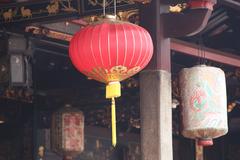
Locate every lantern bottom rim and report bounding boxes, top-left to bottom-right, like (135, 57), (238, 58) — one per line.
(197, 138), (213, 146)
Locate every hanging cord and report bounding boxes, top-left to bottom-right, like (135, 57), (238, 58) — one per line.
(202, 40), (207, 64)
(200, 36), (203, 64)
(114, 0), (117, 16)
(200, 35), (204, 64)
(197, 37), (201, 65)
(103, 0), (106, 16)
(200, 35), (207, 65)
(111, 97), (117, 146)
(197, 39), (200, 64)
(103, 0), (117, 17)
(197, 34), (206, 65)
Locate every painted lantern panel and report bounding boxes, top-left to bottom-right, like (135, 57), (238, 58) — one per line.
(51, 106), (84, 157)
(179, 65), (228, 146)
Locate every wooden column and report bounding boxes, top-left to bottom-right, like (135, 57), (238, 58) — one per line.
(140, 0), (172, 160)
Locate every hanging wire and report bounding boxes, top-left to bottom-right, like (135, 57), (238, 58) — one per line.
(202, 40), (207, 65)
(200, 37), (204, 64)
(197, 37), (201, 65)
(103, 0), (106, 16)
(114, 0), (117, 16)
(200, 35), (204, 64)
(103, 0), (117, 17)
(197, 34), (207, 65)
(200, 35), (207, 65)
(197, 39), (200, 64)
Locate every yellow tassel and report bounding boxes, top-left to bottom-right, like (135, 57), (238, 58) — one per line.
(106, 81), (121, 147)
(111, 97), (117, 147)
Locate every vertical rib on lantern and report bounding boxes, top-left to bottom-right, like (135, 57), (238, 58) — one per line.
(69, 16), (153, 146)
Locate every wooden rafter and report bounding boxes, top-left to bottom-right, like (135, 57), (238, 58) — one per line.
(171, 38), (240, 67)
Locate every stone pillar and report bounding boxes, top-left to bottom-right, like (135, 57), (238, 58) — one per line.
(140, 70), (172, 160)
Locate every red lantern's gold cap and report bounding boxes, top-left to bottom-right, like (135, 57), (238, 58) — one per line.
(103, 14), (117, 20)
(198, 139), (213, 146)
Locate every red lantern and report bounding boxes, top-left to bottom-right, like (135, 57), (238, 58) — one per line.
(69, 15), (153, 146)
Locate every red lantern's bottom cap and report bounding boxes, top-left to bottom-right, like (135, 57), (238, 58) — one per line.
(198, 139), (213, 146)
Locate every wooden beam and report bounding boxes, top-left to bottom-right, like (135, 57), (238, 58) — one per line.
(28, 28), (240, 68)
(164, 0), (216, 37)
(164, 9), (213, 37)
(220, 0), (240, 11)
(171, 38), (240, 67)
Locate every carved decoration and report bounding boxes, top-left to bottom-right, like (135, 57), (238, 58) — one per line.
(88, 0), (150, 7)
(46, 1), (60, 14)
(2, 8), (18, 21)
(20, 7), (32, 18)
(0, 87), (33, 103)
(60, 0), (77, 12)
(82, 9), (139, 25)
(25, 9), (139, 42)
(0, 0), (78, 23)
(0, 0), (142, 23)
(118, 10), (139, 24)
(169, 3), (188, 13)
(25, 26), (73, 41)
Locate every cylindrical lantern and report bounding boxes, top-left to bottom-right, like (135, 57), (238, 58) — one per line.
(51, 104), (84, 159)
(69, 15), (153, 146)
(179, 65), (228, 146)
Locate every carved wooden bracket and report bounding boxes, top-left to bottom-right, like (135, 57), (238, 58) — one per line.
(163, 0), (217, 37)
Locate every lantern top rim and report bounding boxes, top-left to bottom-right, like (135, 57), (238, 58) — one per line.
(102, 14), (117, 20)
(180, 64), (225, 73)
(89, 15), (135, 26)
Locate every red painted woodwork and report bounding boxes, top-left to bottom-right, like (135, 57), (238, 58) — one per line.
(189, 0), (215, 10)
